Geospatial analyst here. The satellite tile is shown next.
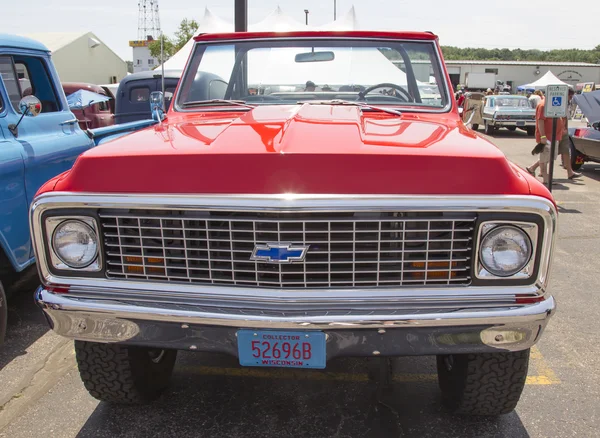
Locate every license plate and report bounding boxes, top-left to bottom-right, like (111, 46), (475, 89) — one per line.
(517, 121), (525, 127)
(237, 330), (326, 369)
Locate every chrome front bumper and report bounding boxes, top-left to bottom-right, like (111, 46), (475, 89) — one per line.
(36, 287), (555, 357)
(490, 120), (536, 128)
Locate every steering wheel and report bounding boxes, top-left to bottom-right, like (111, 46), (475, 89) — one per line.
(358, 83), (412, 102)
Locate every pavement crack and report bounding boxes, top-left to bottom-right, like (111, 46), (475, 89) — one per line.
(0, 338), (75, 432)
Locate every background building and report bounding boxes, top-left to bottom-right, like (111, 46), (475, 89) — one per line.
(445, 60), (600, 91)
(129, 38), (158, 73)
(22, 32), (127, 84)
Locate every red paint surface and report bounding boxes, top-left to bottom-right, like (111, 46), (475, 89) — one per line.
(194, 30), (438, 42)
(41, 104), (551, 198)
(35, 32), (553, 203)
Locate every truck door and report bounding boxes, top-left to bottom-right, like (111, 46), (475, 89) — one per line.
(0, 53), (93, 260)
(0, 58), (31, 270)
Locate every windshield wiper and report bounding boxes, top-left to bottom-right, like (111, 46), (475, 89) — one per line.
(300, 99), (403, 117)
(181, 99), (256, 109)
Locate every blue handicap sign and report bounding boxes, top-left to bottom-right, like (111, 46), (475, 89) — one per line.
(552, 96), (562, 106)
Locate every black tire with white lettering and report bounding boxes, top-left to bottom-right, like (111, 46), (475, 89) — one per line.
(569, 138), (584, 171)
(75, 341), (177, 404)
(437, 349), (530, 416)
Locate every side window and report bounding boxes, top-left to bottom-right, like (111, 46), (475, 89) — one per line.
(13, 55), (61, 113)
(164, 87), (176, 110)
(0, 56), (22, 110)
(97, 100), (110, 111)
(130, 87), (150, 103)
(208, 80), (227, 99)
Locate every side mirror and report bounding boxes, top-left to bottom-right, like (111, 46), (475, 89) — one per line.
(149, 91), (165, 122)
(19, 95), (42, 117)
(8, 96), (42, 137)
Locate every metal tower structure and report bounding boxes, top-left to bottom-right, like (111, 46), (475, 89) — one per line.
(137, 0), (161, 40)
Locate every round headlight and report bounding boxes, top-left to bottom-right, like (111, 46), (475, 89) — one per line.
(480, 226), (532, 277)
(52, 220), (98, 268)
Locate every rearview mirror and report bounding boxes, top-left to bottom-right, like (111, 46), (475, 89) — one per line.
(149, 91), (165, 122)
(295, 51), (335, 63)
(19, 95), (42, 117)
(8, 96), (42, 137)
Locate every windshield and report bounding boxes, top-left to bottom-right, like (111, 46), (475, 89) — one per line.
(176, 39), (448, 111)
(496, 97), (532, 108)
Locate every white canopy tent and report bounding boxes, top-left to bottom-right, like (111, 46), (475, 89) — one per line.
(159, 8), (231, 72)
(517, 71), (572, 91)
(159, 5), (359, 71)
(316, 6), (358, 31)
(251, 6), (306, 32)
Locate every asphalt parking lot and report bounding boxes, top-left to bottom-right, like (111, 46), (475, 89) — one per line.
(1, 127), (599, 438)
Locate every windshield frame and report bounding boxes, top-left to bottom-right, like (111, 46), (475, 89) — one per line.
(173, 36), (452, 114)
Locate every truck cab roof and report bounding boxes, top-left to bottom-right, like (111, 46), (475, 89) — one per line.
(0, 33), (49, 52)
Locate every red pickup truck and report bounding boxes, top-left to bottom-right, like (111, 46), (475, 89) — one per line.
(30, 31), (556, 416)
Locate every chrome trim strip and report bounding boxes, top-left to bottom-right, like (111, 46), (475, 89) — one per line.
(36, 287), (555, 330)
(30, 193), (557, 301)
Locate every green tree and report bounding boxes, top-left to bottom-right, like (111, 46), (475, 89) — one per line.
(441, 45), (600, 63)
(149, 35), (175, 63)
(148, 18), (199, 65)
(173, 18), (199, 51)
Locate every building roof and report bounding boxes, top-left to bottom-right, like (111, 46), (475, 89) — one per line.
(20, 32), (87, 52)
(0, 33), (49, 52)
(445, 60), (599, 67)
(19, 32), (126, 63)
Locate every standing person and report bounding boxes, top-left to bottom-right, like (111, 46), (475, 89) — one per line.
(526, 100), (565, 185)
(557, 89), (581, 179)
(529, 90), (542, 108)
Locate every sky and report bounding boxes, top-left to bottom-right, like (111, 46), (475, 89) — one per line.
(2, 0), (597, 61)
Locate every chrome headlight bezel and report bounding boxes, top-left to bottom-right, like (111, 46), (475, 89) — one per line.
(475, 221), (539, 281)
(45, 216), (102, 272)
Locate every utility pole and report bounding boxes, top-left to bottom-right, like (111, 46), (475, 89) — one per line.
(334, 0), (337, 20)
(304, 9), (309, 25)
(234, 0), (247, 32)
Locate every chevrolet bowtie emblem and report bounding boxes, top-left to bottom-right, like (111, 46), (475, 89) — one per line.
(250, 243), (310, 264)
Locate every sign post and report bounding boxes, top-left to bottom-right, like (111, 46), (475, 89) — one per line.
(544, 84), (569, 192)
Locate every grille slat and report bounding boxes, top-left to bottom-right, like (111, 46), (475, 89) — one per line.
(100, 209), (475, 288)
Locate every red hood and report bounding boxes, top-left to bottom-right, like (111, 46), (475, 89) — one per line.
(53, 104), (533, 195)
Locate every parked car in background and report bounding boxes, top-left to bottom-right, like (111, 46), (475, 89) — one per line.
(114, 70), (181, 124)
(569, 90), (600, 170)
(32, 30), (556, 416)
(62, 82), (115, 130)
(0, 34), (96, 344)
(481, 95), (536, 135)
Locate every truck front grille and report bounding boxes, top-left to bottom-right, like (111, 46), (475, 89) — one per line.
(99, 209), (476, 288)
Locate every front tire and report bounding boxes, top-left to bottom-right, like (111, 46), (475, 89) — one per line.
(471, 123), (479, 131)
(484, 120), (495, 135)
(75, 341), (177, 404)
(437, 349), (530, 416)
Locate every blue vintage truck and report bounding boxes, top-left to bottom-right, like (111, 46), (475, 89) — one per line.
(0, 34), (159, 344)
